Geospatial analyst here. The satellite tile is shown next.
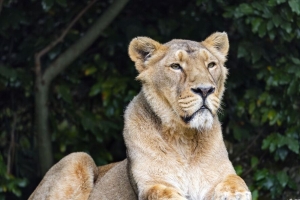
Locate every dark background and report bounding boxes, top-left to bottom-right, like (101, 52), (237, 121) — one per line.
(0, 0), (299, 199)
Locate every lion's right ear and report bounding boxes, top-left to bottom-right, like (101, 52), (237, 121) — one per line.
(128, 37), (161, 73)
(202, 32), (229, 57)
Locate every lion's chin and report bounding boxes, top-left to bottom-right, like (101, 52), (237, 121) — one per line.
(189, 110), (214, 130)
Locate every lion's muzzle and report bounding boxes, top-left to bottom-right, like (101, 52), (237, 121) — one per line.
(181, 105), (212, 124)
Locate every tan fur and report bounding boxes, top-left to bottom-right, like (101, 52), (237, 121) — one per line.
(97, 162), (118, 177)
(29, 32), (251, 200)
(29, 153), (98, 200)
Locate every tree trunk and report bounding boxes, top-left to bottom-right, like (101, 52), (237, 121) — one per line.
(35, 77), (53, 174)
(35, 0), (129, 176)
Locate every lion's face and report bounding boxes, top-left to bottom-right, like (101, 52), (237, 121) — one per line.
(129, 32), (229, 130)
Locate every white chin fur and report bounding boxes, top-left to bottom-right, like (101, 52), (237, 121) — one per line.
(189, 110), (213, 130)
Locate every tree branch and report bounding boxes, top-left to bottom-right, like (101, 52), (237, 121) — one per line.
(7, 113), (17, 174)
(241, 152), (267, 177)
(35, 0), (97, 78)
(43, 0), (129, 83)
(233, 130), (264, 164)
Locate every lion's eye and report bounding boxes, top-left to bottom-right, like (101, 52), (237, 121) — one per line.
(207, 62), (216, 69)
(170, 63), (182, 70)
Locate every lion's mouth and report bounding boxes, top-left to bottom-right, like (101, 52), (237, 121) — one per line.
(181, 105), (212, 123)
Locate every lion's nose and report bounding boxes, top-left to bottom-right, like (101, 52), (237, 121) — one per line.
(191, 86), (215, 98)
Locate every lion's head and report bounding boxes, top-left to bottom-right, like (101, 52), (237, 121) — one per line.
(128, 32), (229, 131)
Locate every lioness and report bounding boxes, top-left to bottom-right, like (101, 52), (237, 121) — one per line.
(29, 32), (251, 200)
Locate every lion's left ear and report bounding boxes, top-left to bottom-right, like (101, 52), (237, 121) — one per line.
(202, 32), (229, 56)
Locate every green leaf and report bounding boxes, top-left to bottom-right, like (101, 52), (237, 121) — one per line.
(252, 189), (259, 200)
(237, 44), (248, 58)
(269, 142), (276, 152)
(263, 176), (274, 189)
(291, 56), (300, 64)
(262, 136), (271, 150)
(42, 0), (54, 11)
(268, 30), (276, 40)
(254, 169), (268, 181)
(287, 80), (297, 95)
(288, 0), (300, 15)
(239, 3), (253, 15)
(262, 133), (279, 152)
(286, 137), (299, 154)
(266, 20), (274, 31)
(58, 120), (69, 131)
(89, 82), (102, 97)
(267, 109), (276, 121)
(84, 66), (97, 76)
(234, 165), (243, 175)
(250, 48), (262, 63)
(249, 101), (256, 114)
(268, 0), (285, 5)
(57, 85), (72, 103)
(251, 156), (259, 168)
(17, 179), (27, 187)
(267, 0), (277, 6)
(56, 0), (67, 7)
(80, 111), (96, 132)
(276, 171), (289, 187)
(60, 143), (66, 152)
(11, 188), (21, 197)
(272, 15), (281, 27)
(0, 65), (18, 80)
(280, 21), (292, 34)
(258, 21), (267, 37)
(251, 17), (262, 33)
(276, 0), (286, 4)
(277, 148), (288, 161)
(288, 178), (298, 190)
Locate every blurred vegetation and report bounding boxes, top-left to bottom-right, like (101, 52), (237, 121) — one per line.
(0, 0), (299, 199)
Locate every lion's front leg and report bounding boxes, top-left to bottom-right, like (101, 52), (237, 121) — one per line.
(213, 174), (251, 200)
(141, 184), (187, 200)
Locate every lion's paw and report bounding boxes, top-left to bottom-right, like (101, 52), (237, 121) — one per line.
(213, 174), (251, 200)
(213, 191), (251, 200)
(144, 184), (188, 200)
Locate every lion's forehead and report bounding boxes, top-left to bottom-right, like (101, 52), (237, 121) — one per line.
(164, 39), (203, 52)
(162, 40), (213, 63)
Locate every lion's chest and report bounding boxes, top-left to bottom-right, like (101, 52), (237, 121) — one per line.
(156, 158), (217, 200)
(183, 164), (217, 200)
(165, 141), (220, 200)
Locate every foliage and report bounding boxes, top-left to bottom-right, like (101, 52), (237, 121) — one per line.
(0, 155), (27, 199)
(0, 0), (299, 199)
(220, 1), (300, 198)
